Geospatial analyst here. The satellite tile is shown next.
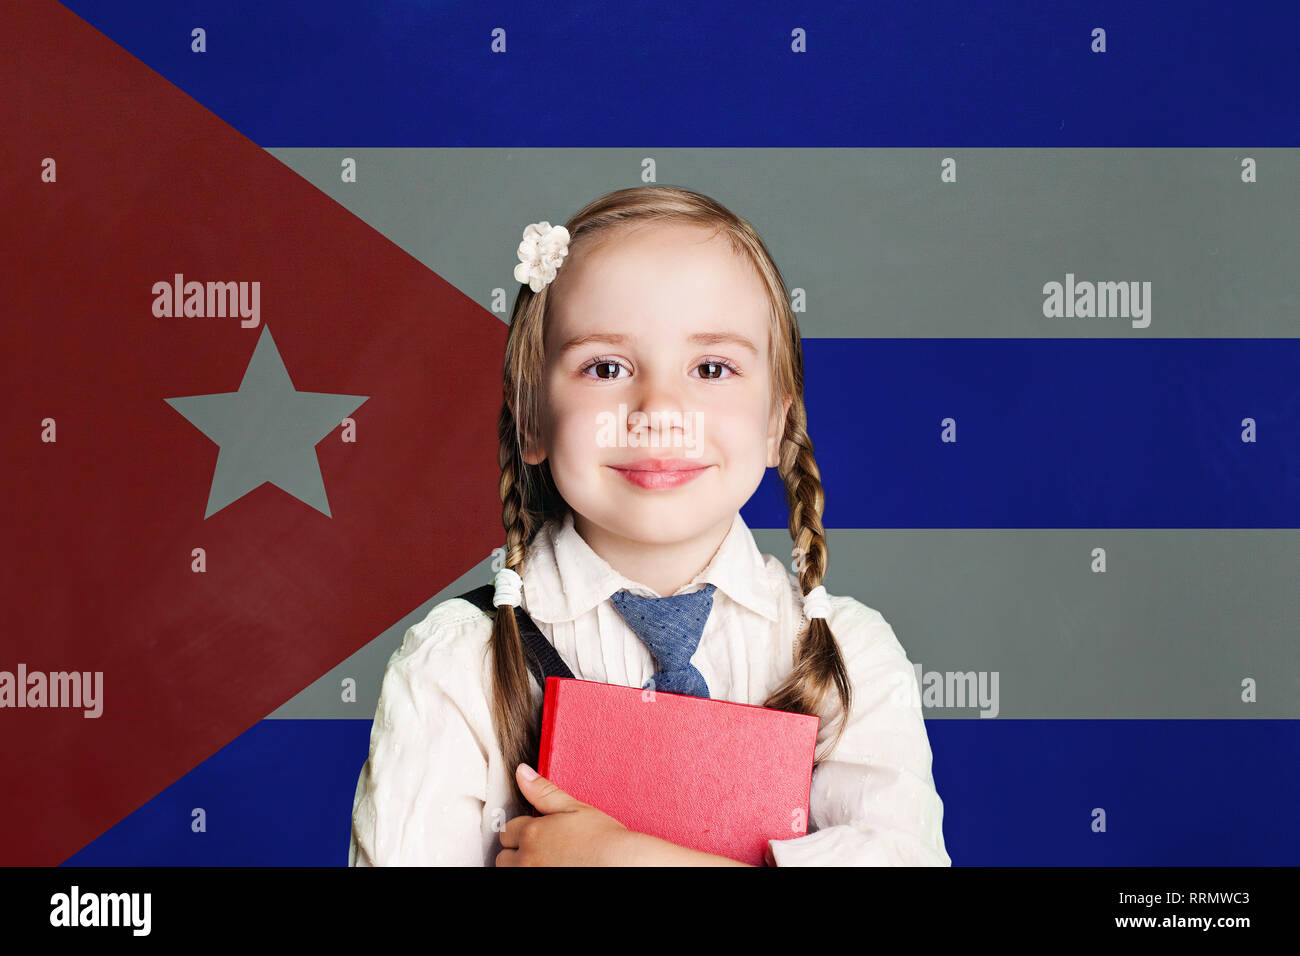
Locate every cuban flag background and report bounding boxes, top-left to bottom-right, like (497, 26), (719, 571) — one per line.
(2, 0), (1298, 866)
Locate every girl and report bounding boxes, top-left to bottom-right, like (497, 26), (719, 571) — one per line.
(349, 185), (951, 866)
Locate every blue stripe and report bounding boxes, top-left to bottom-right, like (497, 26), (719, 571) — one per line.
(59, 0), (1300, 146)
(743, 338), (1300, 529)
(933, 718), (1300, 866)
(62, 717), (1300, 865)
(63, 720), (372, 866)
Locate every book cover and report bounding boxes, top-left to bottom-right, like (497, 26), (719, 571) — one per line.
(536, 676), (820, 865)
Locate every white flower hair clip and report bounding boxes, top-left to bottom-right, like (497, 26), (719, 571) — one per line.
(513, 220), (571, 292)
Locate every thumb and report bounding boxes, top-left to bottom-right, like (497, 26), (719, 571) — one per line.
(516, 762), (581, 815)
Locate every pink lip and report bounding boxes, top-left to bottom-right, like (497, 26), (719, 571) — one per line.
(609, 459), (711, 490)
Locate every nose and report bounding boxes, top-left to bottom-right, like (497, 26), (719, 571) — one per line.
(625, 369), (695, 447)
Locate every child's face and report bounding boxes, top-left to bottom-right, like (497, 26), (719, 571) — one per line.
(524, 221), (792, 548)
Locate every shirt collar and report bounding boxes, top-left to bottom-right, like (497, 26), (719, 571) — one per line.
(521, 509), (780, 625)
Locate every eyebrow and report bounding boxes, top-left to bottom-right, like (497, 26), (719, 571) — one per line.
(558, 331), (759, 356)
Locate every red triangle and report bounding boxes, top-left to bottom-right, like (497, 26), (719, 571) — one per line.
(1, 2), (505, 864)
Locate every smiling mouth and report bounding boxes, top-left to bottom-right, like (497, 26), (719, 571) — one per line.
(609, 463), (711, 490)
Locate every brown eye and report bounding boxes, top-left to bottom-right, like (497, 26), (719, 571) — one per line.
(695, 359), (740, 380)
(580, 357), (629, 380)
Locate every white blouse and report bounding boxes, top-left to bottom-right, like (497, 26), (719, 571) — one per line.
(349, 509), (952, 866)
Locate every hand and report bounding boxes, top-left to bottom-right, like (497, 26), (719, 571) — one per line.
(495, 763), (636, 866)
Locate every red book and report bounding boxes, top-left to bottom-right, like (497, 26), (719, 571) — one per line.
(536, 676), (821, 866)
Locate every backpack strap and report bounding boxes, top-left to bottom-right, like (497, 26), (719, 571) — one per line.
(454, 583), (575, 688)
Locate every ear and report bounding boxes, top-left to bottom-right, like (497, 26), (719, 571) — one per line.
(519, 426), (548, 466)
(766, 395), (793, 468)
(521, 440), (548, 466)
(509, 398), (548, 466)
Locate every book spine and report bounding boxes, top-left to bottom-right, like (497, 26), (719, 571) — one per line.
(534, 677), (563, 814)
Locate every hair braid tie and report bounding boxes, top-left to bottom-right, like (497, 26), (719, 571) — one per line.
(802, 584), (830, 619)
(493, 568), (524, 607)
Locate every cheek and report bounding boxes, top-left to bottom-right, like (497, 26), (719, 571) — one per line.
(703, 405), (775, 460)
(549, 404), (601, 460)
(708, 396), (773, 433)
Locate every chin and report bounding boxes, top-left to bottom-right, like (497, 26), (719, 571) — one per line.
(608, 500), (732, 543)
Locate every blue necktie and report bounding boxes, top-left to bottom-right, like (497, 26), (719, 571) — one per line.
(609, 583), (717, 699)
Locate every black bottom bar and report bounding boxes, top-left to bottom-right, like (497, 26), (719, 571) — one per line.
(0, 865), (1289, 941)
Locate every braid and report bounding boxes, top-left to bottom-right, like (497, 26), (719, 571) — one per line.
(489, 400), (545, 813)
(781, 400), (828, 588)
(762, 397), (853, 764)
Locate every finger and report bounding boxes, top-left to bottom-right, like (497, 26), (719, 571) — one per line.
(516, 763), (581, 815)
(498, 813), (533, 849)
(495, 847), (518, 867)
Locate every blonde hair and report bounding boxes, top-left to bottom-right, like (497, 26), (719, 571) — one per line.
(493, 184), (852, 811)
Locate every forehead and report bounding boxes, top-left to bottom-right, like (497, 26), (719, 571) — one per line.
(545, 221), (771, 353)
